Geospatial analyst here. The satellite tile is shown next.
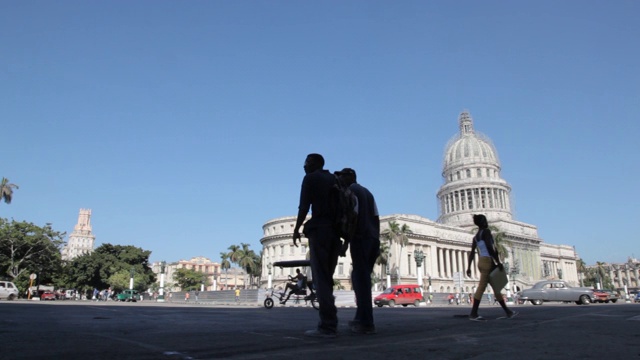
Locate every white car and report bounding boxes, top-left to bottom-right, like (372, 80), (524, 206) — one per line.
(0, 281), (19, 300)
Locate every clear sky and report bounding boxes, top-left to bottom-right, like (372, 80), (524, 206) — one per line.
(2, 1), (638, 266)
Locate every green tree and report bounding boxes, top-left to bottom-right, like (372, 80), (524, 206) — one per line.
(227, 244), (243, 288)
(236, 243), (260, 289)
(577, 259), (587, 286)
(62, 244), (156, 294)
(0, 219), (65, 292)
(375, 240), (390, 287)
(219, 252), (231, 289)
(0, 178), (19, 204)
(173, 267), (210, 291)
(381, 220), (412, 284)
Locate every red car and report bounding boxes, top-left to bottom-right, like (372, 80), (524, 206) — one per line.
(592, 289), (611, 303)
(40, 291), (57, 301)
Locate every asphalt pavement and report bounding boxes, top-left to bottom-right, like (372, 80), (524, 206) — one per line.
(2, 300), (639, 359)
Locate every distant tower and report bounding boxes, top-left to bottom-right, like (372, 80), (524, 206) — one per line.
(437, 111), (513, 227)
(61, 209), (96, 260)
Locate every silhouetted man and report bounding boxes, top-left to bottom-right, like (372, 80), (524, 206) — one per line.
(293, 153), (340, 338)
(336, 168), (380, 335)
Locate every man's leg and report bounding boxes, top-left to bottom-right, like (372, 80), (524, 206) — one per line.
(308, 226), (340, 333)
(350, 238), (379, 328)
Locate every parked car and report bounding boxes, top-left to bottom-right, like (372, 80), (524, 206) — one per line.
(116, 289), (141, 302)
(634, 293), (640, 303)
(518, 280), (594, 305)
(374, 284), (424, 307)
(592, 289), (610, 303)
(604, 290), (619, 303)
(0, 281), (19, 300)
(40, 291), (57, 301)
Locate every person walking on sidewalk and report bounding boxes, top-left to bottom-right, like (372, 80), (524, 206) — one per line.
(336, 168), (380, 335)
(466, 214), (518, 321)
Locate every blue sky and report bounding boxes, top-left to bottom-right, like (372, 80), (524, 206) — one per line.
(1, 1), (638, 266)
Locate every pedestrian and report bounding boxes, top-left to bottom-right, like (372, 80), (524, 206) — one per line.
(465, 214), (518, 321)
(185, 292), (190, 302)
(195, 290), (199, 302)
(235, 288), (240, 302)
(292, 153), (341, 338)
(336, 168), (380, 335)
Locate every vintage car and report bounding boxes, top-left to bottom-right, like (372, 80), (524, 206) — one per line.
(116, 289), (141, 302)
(518, 280), (595, 305)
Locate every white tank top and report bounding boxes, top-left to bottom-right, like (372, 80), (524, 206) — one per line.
(475, 230), (490, 257)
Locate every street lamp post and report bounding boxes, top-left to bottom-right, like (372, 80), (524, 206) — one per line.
(386, 267), (391, 289)
(129, 267), (135, 290)
(158, 261), (166, 302)
(414, 250), (424, 288)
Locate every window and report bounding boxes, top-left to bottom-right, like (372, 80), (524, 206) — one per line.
(477, 168), (482, 177)
(338, 263), (344, 275)
(290, 245), (295, 255)
(280, 245), (284, 255)
(466, 169), (471, 178)
(301, 245), (307, 254)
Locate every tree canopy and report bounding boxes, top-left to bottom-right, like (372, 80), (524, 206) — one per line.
(62, 243), (156, 293)
(0, 218), (65, 291)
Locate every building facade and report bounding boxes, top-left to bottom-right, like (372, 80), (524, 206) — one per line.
(260, 111), (580, 294)
(61, 208), (96, 261)
(151, 257), (249, 292)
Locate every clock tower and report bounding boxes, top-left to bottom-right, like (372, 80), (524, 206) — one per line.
(61, 209), (96, 261)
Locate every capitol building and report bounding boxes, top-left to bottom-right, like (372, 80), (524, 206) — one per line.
(260, 111), (580, 294)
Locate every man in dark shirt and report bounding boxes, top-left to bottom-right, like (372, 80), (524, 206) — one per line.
(336, 168), (380, 335)
(293, 153), (341, 338)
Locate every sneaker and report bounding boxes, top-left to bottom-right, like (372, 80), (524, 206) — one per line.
(351, 324), (376, 335)
(507, 311), (519, 319)
(469, 316), (487, 322)
(304, 329), (337, 338)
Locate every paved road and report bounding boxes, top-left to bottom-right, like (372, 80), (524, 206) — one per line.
(2, 300), (638, 359)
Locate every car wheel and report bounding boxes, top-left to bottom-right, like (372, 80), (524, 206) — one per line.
(605, 300), (610, 303)
(377, 304), (383, 307)
(414, 300), (420, 307)
(8, 294), (15, 301)
(531, 299), (543, 305)
(264, 298), (274, 309)
(579, 295), (591, 305)
(388, 300), (395, 308)
(611, 299), (617, 303)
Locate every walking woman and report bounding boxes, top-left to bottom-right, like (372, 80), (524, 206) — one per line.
(466, 214), (518, 321)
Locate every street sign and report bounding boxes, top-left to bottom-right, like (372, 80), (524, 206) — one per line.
(29, 273), (37, 280)
(453, 272), (464, 288)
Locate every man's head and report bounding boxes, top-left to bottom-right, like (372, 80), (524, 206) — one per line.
(304, 153), (325, 174)
(295, 268), (301, 274)
(335, 167), (357, 186)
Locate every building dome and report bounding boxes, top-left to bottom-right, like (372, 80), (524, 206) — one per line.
(443, 111), (500, 171)
(437, 111), (513, 227)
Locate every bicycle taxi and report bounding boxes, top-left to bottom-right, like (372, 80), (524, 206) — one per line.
(263, 259), (319, 310)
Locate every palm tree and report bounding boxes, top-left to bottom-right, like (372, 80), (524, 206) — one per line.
(1, 178), (19, 204)
(381, 220), (412, 285)
(577, 259), (587, 286)
(219, 252), (231, 290)
(237, 243), (257, 289)
(227, 245), (243, 288)
(376, 241), (390, 288)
